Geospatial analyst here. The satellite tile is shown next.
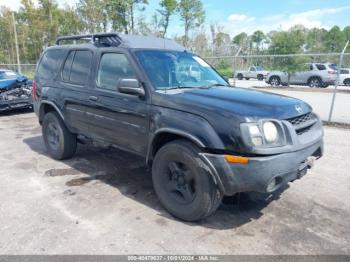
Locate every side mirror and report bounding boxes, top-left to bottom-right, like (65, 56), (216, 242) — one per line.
(117, 79), (145, 97)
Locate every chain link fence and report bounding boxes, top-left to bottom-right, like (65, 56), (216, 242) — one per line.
(1, 52), (350, 124)
(205, 52), (350, 124)
(0, 64), (37, 79)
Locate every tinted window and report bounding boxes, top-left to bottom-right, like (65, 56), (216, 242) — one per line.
(37, 49), (64, 80)
(316, 64), (326, 70)
(340, 69), (349, 74)
(329, 64), (338, 71)
(97, 53), (136, 91)
(249, 67), (256, 71)
(62, 51), (74, 81)
(70, 51), (92, 85)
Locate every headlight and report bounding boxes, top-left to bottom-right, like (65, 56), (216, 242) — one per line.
(263, 121), (278, 143)
(241, 120), (285, 147)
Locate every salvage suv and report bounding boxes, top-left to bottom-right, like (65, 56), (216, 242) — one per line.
(33, 33), (324, 221)
(266, 62), (337, 88)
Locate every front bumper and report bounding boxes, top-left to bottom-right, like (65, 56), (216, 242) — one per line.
(200, 139), (323, 196)
(0, 98), (33, 112)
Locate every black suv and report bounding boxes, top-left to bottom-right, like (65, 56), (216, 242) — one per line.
(34, 33), (324, 221)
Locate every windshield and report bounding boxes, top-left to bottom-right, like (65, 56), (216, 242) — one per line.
(0, 71), (18, 80)
(134, 50), (228, 90)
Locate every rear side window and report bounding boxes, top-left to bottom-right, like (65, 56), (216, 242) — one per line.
(340, 69), (349, 74)
(37, 49), (64, 80)
(316, 64), (326, 70)
(96, 53), (136, 91)
(62, 50), (92, 85)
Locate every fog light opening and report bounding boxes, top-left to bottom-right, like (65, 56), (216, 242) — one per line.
(266, 176), (283, 192)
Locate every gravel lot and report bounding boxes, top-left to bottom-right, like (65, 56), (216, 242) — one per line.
(0, 110), (350, 255)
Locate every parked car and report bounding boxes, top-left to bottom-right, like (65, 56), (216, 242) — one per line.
(339, 68), (350, 86)
(33, 33), (324, 221)
(235, 66), (269, 81)
(266, 63), (337, 88)
(0, 69), (32, 112)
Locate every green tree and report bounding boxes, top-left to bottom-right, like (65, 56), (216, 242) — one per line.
(106, 0), (148, 34)
(177, 0), (205, 47)
(324, 26), (346, 52)
(157, 0), (177, 37)
(77, 0), (108, 32)
(269, 29), (307, 86)
(251, 30), (265, 52)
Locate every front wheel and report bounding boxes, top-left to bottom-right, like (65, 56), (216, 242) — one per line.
(152, 140), (223, 221)
(42, 112), (77, 160)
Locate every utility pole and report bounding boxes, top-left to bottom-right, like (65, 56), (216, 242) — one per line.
(11, 12), (21, 74)
(328, 40), (349, 123)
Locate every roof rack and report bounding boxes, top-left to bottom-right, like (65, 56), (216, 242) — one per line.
(55, 33), (122, 47)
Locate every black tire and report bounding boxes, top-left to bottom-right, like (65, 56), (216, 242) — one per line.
(237, 73), (243, 80)
(308, 77), (322, 88)
(152, 140), (223, 221)
(344, 79), (350, 86)
(269, 76), (281, 87)
(42, 112), (77, 160)
(257, 74), (264, 81)
(245, 77), (250, 80)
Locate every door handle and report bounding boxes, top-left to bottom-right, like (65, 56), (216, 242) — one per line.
(89, 96), (98, 101)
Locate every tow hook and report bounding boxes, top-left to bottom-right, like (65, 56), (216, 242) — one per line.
(297, 157), (316, 178)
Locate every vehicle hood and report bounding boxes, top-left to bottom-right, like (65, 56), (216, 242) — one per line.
(156, 87), (312, 120)
(0, 76), (27, 89)
(0, 79), (17, 89)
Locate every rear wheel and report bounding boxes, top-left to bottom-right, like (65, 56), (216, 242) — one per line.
(152, 140), (223, 221)
(344, 79), (350, 86)
(42, 112), (77, 160)
(308, 77), (322, 88)
(269, 76), (281, 87)
(237, 73), (243, 80)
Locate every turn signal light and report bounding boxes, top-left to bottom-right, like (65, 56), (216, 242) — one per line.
(224, 155), (249, 164)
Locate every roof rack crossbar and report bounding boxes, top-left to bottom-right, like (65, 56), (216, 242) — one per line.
(55, 33), (122, 46)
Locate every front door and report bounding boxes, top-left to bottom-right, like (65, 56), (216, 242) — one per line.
(86, 51), (150, 156)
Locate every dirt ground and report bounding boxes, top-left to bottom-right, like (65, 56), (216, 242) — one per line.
(0, 110), (349, 255)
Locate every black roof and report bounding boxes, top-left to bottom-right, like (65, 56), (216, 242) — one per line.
(54, 33), (187, 51)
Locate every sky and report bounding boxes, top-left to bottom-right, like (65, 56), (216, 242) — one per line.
(1, 0), (350, 37)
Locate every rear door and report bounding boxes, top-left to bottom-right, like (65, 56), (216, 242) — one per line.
(291, 64), (312, 85)
(86, 50), (150, 156)
(59, 49), (94, 135)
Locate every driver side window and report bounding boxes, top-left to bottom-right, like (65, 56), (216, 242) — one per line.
(97, 53), (136, 91)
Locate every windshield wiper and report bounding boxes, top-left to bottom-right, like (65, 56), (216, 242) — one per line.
(206, 83), (230, 88)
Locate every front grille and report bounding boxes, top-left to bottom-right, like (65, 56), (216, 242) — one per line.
(286, 113), (316, 136)
(287, 113), (313, 126)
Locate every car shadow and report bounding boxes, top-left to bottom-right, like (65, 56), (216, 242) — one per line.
(23, 135), (289, 230)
